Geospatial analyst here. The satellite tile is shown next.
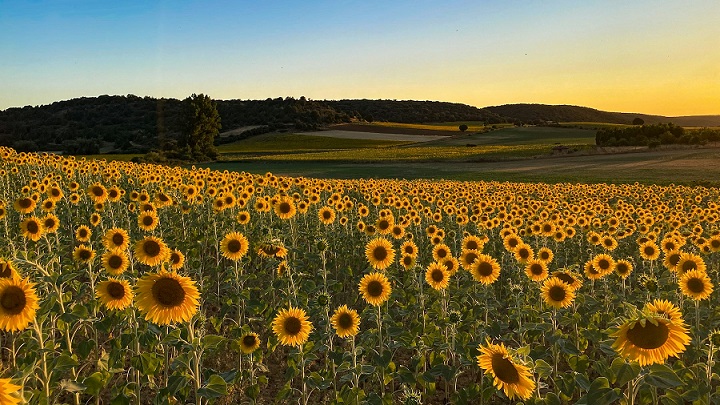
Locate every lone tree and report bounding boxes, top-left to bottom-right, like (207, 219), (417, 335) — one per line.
(459, 124), (468, 132)
(179, 93), (221, 161)
(632, 117), (645, 126)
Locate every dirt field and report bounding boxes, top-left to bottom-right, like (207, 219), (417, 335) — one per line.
(299, 130), (449, 143)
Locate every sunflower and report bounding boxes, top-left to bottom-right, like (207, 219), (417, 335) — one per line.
(0, 378), (21, 405)
(73, 244), (96, 264)
(272, 306), (313, 346)
(675, 252), (706, 275)
(0, 277), (40, 332)
(13, 196), (36, 214)
(216, 232), (248, 262)
(440, 256), (460, 276)
(318, 206), (336, 225)
(75, 225), (92, 242)
(615, 259), (633, 279)
(20, 217), (44, 241)
(134, 236), (170, 267)
(400, 254), (416, 270)
(592, 254), (615, 276)
(462, 235), (485, 252)
(239, 332), (261, 354)
(645, 299), (683, 322)
(365, 238), (395, 270)
(358, 272), (392, 306)
(87, 183), (108, 203)
(135, 269), (200, 325)
(469, 254), (501, 285)
(552, 270), (583, 290)
(513, 244), (534, 263)
(330, 305), (361, 338)
(103, 228), (130, 252)
(274, 197), (297, 220)
(524, 260), (549, 282)
(96, 278), (133, 310)
(611, 314), (691, 366)
(432, 243), (451, 262)
(477, 341), (535, 401)
(42, 214), (60, 234)
(236, 210), (251, 225)
(679, 270), (713, 301)
(425, 262), (450, 290)
(137, 210), (159, 232)
(257, 241), (288, 259)
(0, 260), (19, 280)
(102, 250), (129, 275)
(169, 249), (185, 270)
(536, 247), (554, 264)
(639, 241), (661, 261)
(459, 249), (482, 271)
(541, 277), (575, 309)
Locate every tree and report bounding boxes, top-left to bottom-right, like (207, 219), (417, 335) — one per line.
(179, 94), (221, 160)
(459, 124), (468, 132)
(632, 117), (645, 126)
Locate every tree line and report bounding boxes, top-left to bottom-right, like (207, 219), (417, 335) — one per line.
(596, 123), (720, 147)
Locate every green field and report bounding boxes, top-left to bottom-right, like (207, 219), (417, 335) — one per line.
(428, 126), (596, 146)
(217, 133), (409, 154)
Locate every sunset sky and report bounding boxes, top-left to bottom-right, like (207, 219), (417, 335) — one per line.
(2, 0), (719, 116)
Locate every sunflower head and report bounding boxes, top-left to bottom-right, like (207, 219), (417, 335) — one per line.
(541, 277), (575, 309)
(0, 277), (40, 332)
(425, 262), (450, 291)
(679, 269), (713, 301)
(96, 278), (133, 310)
(272, 306), (313, 346)
(330, 305), (360, 338)
(134, 236), (170, 267)
(469, 254), (501, 285)
(476, 341), (535, 401)
(365, 238), (395, 270)
(358, 272), (392, 306)
(239, 332), (261, 354)
(135, 269), (200, 325)
(611, 313), (691, 366)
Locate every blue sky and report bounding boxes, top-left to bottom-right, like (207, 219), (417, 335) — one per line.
(1, 0), (719, 115)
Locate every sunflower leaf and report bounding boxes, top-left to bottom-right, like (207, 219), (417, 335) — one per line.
(611, 357), (641, 386)
(645, 364), (683, 389)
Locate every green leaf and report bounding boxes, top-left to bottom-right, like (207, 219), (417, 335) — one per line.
(201, 334), (226, 350)
(534, 359), (553, 379)
(59, 380), (86, 393)
(611, 358), (640, 386)
(83, 372), (108, 396)
(645, 364), (683, 389)
(165, 374), (190, 396)
(545, 392), (561, 405)
(132, 353), (162, 376)
(198, 374), (228, 399)
(52, 354), (79, 372)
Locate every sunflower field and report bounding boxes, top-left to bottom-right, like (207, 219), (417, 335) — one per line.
(2, 146), (720, 404)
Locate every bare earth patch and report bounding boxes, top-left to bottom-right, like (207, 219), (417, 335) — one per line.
(299, 130), (448, 143)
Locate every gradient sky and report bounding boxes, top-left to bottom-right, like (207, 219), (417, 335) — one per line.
(1, 0), (719, 115)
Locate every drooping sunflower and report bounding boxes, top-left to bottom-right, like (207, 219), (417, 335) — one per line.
(358, 272), (392, 306)
(272, 306), (313, 346)
(20, 216), (44, 242)
(365, 238), (395, 270)
(425, 262), (450, 290)
(137, 210), (159, 232)
(73, 244), (96, 265)
(552, 270), (583, 290)
(675, 252), (706, 275)
(477, 341), (535, 401)
(469, 254), (501, 285)
(611, 314), (691, 366)
(679, 269), (713, 301)
(13, 196), (36, 214)
(220, 232), (249, 261)
(239, 332), (261, 354)
(135, 269), (200, 325)
(134, 236), (170, 267)
(0, 378), (21, 405)
(524, 260), (549, 282)
(0, 260), (19, 280)
(645, 299), (683, 322)
(103, 228), (130, 252)
(257, 241), (288, 259)
(96, 278), (133, 310)
(0, 277), (40, 332)
(102, 250), (129, 275)
(541, 277), (575, 309)
(330, 305), (361, 338)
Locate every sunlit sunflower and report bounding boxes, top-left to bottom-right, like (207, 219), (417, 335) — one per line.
(592, 254), (615, 276)
(462, 235), (485, 252)
(75, 225), (92, 242)
(440, 256), (460, 276)
(239, 332), (261, 354)
(513, 244), (534, 263)
(477, 341), (535, 401)
(169, 249), (185, 270)
(552, 270), (583, 290)
(679, 270), (713, 301)
(358, 272), (392, 306)
(425, 262), (450, 290)
(365, 238), (395, 270)
(101, 250), (129, 275)
(73, 244), (96, 265)
(135, 269), (200, 325)
(42, 214), (60, 234)
(469, 254), (501, 285)
(675, 252), (706, 275)
(400, 254), (416, 270)
(536, 247), (554, 264)
(96, 278), (133, 310)
(0, 260), (19, 280)
(432, 243), (452, 262)
(615, 259), (633, 279)
(272, 306), (313, 346)
(611, 314), (691, 366)
(318, 206), (336, 225)
(20, 217), (44, 241)
(524, 260), (549, 282)
(134, 236), (170, 267)
(87, 182), (108, 203)
(273, 197), (297, 220)
(13, 197), (36, 214)
(400, 241), (418, 258)
(137, 210), (159, 232)
(0, 378), (21, 405)
(220, 232), (249, 261)
(102, 228), (130, 252)
(459, 249), (482, 271)
(639, 241), (661, 261)
(330, 305), (361, 338)
(541, 277), (575, 309)
(645, 299), (683, 322)
(0, 277), (40, 332)
(236, 210), (251, 225)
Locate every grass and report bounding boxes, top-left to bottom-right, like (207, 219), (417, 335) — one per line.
(217, 133), (408, 154)
(427, 126), (596, 146)
(363, 121), (491, 132)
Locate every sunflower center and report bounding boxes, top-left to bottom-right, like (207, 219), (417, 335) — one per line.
(171, 253), (181, 264)
(518, 249), (529, 259)
(79, 230), (88, 239)
(668, 254), (681, 266)
(555, 273), (575, 285)
(143, 240), (161, 257)
(436, 249), (448, 259)
(91, 186), (104, 196)
(142, 216), (154, 226)
(616, 264), (629, 275)
(687, 278), (706, 293)
(44, 218), (56, 228)
(337, 313), (354, 329)
(112, 233), (125, 246)
(548, 285), (566, 302)
(108, 255), (123, 269)
(107, 282), (126, 299)
(644, 247), (656, 256)
(540, 252), (550, 261)
(598, 259), (610, 270)
(626, 319), (670, 349)
(373, 246), (388, 262)
(367, 280), (384, 297)
(152, 278), (185, 307)
(79, 249), (92, 261)
(243, 334), (258, 347)
(378, 220), (390, 230)
(18, 198), (32, 208)
(444, 260), (455, 273)
(227, 240), (242, 253)
(26, 221), (39, 233)
(682, 261), (697, 272)
(490, 353), (520, 384)
(466, 241), (479, 250)
(477, 261), (493, 277)
(279, 202), (292, 214)
(465, 252), (478, 264)
(0, 286), (26, 315)
(283, 316), (302, 335)
(530, 263), (543, 275)
(403, 256), (413, 266)
(431, 269), (445, 282)
(322, 211), (331, 219)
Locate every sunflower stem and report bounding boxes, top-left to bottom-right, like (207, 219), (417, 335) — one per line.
(377, 304), (385, 397)
(32, 321), (52, 401)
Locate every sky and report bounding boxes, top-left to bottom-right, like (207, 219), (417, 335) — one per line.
(1, 0), (719, 116)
